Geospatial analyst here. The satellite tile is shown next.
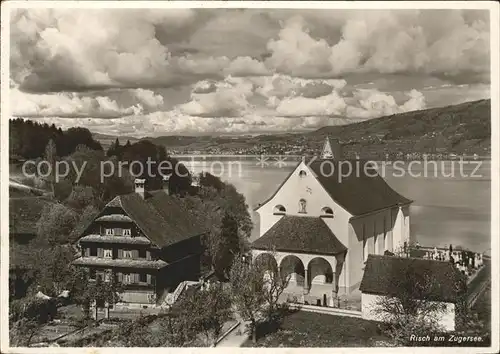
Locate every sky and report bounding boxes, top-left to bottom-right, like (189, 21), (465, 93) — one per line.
(9, 8), (491, 137)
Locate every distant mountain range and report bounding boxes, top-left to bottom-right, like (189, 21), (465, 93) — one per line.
(93, 99), (491, 157)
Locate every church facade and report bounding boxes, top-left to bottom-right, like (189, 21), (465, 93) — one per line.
(251, 138), (412, 306)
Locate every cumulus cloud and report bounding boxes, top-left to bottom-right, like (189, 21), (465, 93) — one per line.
(133, 89), (164, 109)
(11, 87), (143, 118)
(9, 8), (490, 136)
(266, 11), (490, 80)
(176, 76), (255, 117)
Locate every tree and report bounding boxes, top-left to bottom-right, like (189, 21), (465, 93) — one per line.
(256, 252), (291, 319)
(76, 277), (124, 319)
(9, 297), (58, 346)
(213, 212), (240, 280)
(65, 185), (98, 210)
(44, 139), (57, 196)
(174, 283), (233, 346)
(229, 256), (265, 344)
(34, 244), (79, 297)
(372, 266), (467, 345)
(36, 203), (79, 245)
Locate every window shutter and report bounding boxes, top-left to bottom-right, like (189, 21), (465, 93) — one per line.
(117, 272), (123, 282)
(118, 249), (123, 259)
(147, 274), (151, 284)
(98, 248), (103, 257)
(133, 249), (139, 259)
(134, 273), (139, 283)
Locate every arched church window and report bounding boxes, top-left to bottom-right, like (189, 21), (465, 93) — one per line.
(298, 199), (307, 213)
(321, 207), (334, 218)
(273, 205), (286, 215)
(299, 170), (307, 178)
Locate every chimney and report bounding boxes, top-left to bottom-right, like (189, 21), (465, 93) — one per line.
(134, 178), (146, 199)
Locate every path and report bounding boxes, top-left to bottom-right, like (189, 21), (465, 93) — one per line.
(215, 313), (249, 347)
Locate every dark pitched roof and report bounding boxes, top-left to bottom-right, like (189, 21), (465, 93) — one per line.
(81, 191), (207, 248)
(308, 159), (412, 216)
(360, 255), (465, 303)
(251, 215), (347, 255)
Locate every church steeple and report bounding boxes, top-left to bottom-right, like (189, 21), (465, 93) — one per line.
(321, 137), (334, 159)
(321, 136), (342, 160)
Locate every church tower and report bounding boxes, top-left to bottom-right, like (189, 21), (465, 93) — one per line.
(321, 137), (342, 160)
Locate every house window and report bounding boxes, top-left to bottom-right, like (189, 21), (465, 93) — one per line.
(103, 249), (113, 258)
(123, 229), (131, 237)
(104, 270), (111, 282)
(139, 273), (147, 283)
(321, 207), (334, 218)
(105, 228), (113, 236)
(89, 269), (96, 280)
(273, 205), (286, 215)
(123, 273), (131, 284)
(298, 199), (307, 213)
(299, 170), (307, 178)
(138, 249), (146, 258)
(123, 250), (133, 259)
(90, 247), (97, 257)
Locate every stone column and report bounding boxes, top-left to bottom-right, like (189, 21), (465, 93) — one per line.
(303, 269), (309, 295)
(91, 300), (98, 320)
(330, 257), (338, 307)
(104, 302), (110, 319)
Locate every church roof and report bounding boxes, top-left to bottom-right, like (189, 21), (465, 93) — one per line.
(251, 215), (347, 255)
(255, 159), (411, 216)
(360, 255), (465, 303)
(308, 159), (411, 216)
(79, 191), (207, 248)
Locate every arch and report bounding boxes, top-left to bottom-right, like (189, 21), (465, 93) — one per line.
(253, 253), (278, 273)
(273, 204), (286, 215)
(298, 199), (307, 214)
(321, 207), (334, 218)
(279, 255), (305, 285)
(307, 257), (334, 285)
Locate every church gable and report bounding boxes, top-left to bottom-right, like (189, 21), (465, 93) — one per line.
(255, 160), (352, 218)
(255, 160), (353, 245)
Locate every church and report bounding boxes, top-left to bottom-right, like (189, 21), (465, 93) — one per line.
(251, 138), (412, 307)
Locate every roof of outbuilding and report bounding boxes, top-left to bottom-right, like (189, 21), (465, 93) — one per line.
(251, 215), (347, 255)
(360, 254), (466, 303)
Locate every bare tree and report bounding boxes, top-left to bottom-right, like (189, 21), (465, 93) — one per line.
(255, 251), (291, 318)
(229, 255), (265, 344)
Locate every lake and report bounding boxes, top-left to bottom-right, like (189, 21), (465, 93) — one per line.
(180, 158), (491, 254)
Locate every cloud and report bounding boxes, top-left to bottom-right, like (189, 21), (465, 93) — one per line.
(11, 87), (143, 118)
(265, 11), (490, 81)
(133, 89), (164, 109)
(176, 76), (255, 117)
(11, 9), (490, 95)
(345, 88), (426, 119)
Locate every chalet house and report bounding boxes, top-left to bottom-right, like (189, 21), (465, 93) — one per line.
(73, 179), (208, 305)
(360, 254), (465, 331)
(251, 138), (412, 307)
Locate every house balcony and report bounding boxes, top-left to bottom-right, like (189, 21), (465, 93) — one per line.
(73, 256), (168, 270)
(78, 234), (151, 245)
